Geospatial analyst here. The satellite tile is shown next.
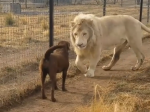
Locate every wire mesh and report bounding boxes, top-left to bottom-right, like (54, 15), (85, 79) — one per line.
(0, 0), (49, 108)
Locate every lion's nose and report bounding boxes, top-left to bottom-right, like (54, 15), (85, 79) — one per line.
(77, 43), (83, 47)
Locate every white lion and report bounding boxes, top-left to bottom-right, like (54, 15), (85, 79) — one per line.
(70, 13), (150, 77)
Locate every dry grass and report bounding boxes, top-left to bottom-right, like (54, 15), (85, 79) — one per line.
(5, 13), (15, 26)
(43, 30), (49, 37)
(0, 14), (49, 48)
(77, 84), (150, 112)
(41, 20), (49, 30)
(0, 61), (39, 108)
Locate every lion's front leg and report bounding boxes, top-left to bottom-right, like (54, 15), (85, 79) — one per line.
(84, 55), (100, 77)
(75, 55), (87, 73)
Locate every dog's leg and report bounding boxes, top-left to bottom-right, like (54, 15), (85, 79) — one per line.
(49, 71), (57, 102)
(102, 40), (127, 71)
(75, 55), (87, 73)
(41, 71), (47, 99)
(62, 69), (68, 91)
(55, 81), (58, 90)
(85, 54), (100, 77)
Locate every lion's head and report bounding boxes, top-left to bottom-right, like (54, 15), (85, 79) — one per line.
(70, 14), (96, 50)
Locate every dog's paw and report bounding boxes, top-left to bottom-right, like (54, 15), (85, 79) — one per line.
(62, 88), (67, 91)
(84, 70), (94, 77)
(55, 86), (58, 90)
(102, 65), (111, 71)
(42, 96), (47, 99)
(51, 98), (56, 102)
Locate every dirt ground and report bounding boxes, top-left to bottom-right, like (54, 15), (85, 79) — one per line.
(0, 37), (149, 112)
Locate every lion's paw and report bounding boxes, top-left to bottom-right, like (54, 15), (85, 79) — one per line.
(102, 65), (111, 71)
(131, 66), (139, 71)
(76, 66), (87, 74)
(84, 69), (94, 77)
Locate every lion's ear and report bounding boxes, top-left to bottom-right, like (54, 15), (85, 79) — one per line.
(80, 18), (93, 26)
(86, 19), (93, 26)
(80, 19), (85, 24)
(70, 21), (75, 27)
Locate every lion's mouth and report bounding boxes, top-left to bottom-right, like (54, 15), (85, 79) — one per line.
(77, 45), (86, 49)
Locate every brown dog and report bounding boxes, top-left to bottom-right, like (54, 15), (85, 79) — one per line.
(39, 41), (70, 102)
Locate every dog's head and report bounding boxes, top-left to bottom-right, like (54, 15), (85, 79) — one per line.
(58, 41), (70, 50)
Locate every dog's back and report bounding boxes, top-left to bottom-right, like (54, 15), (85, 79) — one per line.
(39, 42), (70, 75)
(39, 45), (65, 74)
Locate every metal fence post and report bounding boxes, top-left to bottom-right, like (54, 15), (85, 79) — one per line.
(103, 0), (106, 16)
(49, 0), (54, 47)
(147, 0), (150, 23)
(139, 0), (143, 22)
(25, 0), (27, 8)
(135, 0), (137, 8)
(121, 0), (123, 7)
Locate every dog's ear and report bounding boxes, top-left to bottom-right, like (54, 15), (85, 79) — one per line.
(58, 41), (61, 45)
(58, 41), (65, 45)
(58, 41), (70, 50)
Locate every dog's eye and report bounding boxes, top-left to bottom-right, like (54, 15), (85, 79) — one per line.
(83, 33), (87, 36)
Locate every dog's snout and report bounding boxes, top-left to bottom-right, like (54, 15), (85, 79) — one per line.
(77, 43), (83, 47)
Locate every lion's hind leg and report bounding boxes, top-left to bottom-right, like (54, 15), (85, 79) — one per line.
(102, 40), (127, 71)
(128, 40), (145, 71)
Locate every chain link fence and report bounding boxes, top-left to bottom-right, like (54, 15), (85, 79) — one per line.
(0, 0), (50, 108)
(0, 0), (150, 109)
(53, 0), (150, 45)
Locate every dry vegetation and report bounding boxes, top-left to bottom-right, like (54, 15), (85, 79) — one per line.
(0, 14), (49, 48)
(78, 65), (150, 112)
(0, 3), (150, 110)
(77, 85), (149, 112)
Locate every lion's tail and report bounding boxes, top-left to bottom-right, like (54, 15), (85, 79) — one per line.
(44, 45), (64, 60)
(140, 22), (150, 33)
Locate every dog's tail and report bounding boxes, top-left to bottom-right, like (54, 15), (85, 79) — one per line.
(44, 45), (64, 60)
(140, 22), (150, 33)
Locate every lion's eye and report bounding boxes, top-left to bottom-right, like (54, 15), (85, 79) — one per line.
(83, 33), (87, 36)
(74, 33), (77, 36)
